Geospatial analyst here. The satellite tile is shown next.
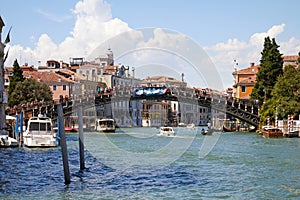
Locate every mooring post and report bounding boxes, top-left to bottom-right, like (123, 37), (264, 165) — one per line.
(78, 104), (85, 170)
(57, 104), (71, 184)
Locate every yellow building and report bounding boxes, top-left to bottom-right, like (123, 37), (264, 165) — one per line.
(232, 63), (260, 99)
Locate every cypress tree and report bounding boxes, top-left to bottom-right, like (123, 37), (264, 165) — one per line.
(251, 37), (283, 105)
(8, 59), (25, 107)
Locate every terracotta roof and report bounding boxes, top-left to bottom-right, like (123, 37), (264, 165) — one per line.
(104, 66), (116, 70)
(235, 64), (260, 75)
(23, 71), (76, 83)
(4, 67), (13, 72)
(283, 55), (299, 61)
(57, 69), (86, 80)
(5, 66), (37, 72)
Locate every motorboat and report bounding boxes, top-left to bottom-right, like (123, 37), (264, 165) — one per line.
(23, 114), (57, 147)
(95, 118), (116, 132)
(0, 130), (18, 147)
(187, 123), (195, 129)
(261, 126), (283, 138)
(178, 122), (186, 127)
(158, 127), (175, 137)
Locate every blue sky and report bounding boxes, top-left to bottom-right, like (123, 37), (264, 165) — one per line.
(1, 0), (300, 89)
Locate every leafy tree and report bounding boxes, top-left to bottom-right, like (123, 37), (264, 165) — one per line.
(251, 37), (283, 106)
(8, 59), (25, 107)
(9, 78), (53, 107)
(260, 65), (300, 121)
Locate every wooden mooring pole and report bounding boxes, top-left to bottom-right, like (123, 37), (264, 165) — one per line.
(78, 105), (85, 170)
(57, 104), (71, 184)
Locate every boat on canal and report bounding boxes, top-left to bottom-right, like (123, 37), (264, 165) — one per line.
(53, 126), (78, 133)
(158, 126), (175, 137)
(23, 114), (57, 147)
(260, 126), (284, 138)
(95, 118), (116, 132)
(187, 123), (195, 129)
(201, 128), (213, 135)
(0, 130), (18, 147)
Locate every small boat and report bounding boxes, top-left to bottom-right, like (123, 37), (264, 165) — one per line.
(222, 125), (232, 132)
(23, 114), (57, 147)
(201, 128), (213, 135)
(0, 130), (18, 147)
(158, 127), (175, 137)
(178, 122), (186, 127)
(187, 123), (195, 129)
(53, 126), (78, 133)
(261, 126), (283, 138)
(95, 118), (116, 132)
(284, 131), (299, 138)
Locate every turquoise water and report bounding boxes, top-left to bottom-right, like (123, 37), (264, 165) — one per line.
(0, 127), (299, 199)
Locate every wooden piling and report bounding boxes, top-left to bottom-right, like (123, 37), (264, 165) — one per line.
(57, 104), (71, 184)
(78, 105), (85, 170)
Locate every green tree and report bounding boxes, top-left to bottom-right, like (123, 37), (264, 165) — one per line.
(8, 59), (25, 107)
(9, 78), (53, 107)
(251, 37), (283, 105)
(273, 65), (300, 119)
(259, 65), (300, 122)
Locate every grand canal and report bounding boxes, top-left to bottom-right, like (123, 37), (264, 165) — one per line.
(0, 127), (299, 199)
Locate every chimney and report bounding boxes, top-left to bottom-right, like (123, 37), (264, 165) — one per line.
(250, 63), (255, 67)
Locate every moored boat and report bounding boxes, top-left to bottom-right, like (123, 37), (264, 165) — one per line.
(284, 131), (299, 138)
(95, 118), (116, 132)
(53, 126), (78, 133)
(187, 123), (195, 129)
(222, 125), (232, 132)
(23, 114), (57, 147)
(0, 130), (18, 147)
(158, 127), (175, 137)
(261, 126), (284, 138)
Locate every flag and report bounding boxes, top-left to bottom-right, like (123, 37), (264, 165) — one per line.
(4, 26), (11, 44)
(3, 47), (9, 63)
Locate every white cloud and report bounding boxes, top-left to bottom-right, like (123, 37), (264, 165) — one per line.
(250, 24), (285, 46)
(203, 23), (299, 89)
(3, 0), (299, 90)
(4, 0), (131, 67)
(279, 37), (300, 55)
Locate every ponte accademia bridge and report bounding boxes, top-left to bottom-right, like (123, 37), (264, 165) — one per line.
(9, 85), (260, 129)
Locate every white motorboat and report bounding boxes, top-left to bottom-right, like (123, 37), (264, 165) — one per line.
(23, 114), (57, 147)
(187, 123), (195, 129)
(158, 127), (175, 137)
(0, 130), (18, 147)
(95, 118), (116, 132)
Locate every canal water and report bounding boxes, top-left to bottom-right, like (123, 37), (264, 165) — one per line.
(0, 127), (299, 199)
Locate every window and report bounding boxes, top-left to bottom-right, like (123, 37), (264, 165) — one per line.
(53, 85), (57, 91)
(63, 85), (67, 91)
(241, 86), (246, 93)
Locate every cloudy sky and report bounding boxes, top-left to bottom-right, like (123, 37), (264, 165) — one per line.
(1, 0), (300, 90)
